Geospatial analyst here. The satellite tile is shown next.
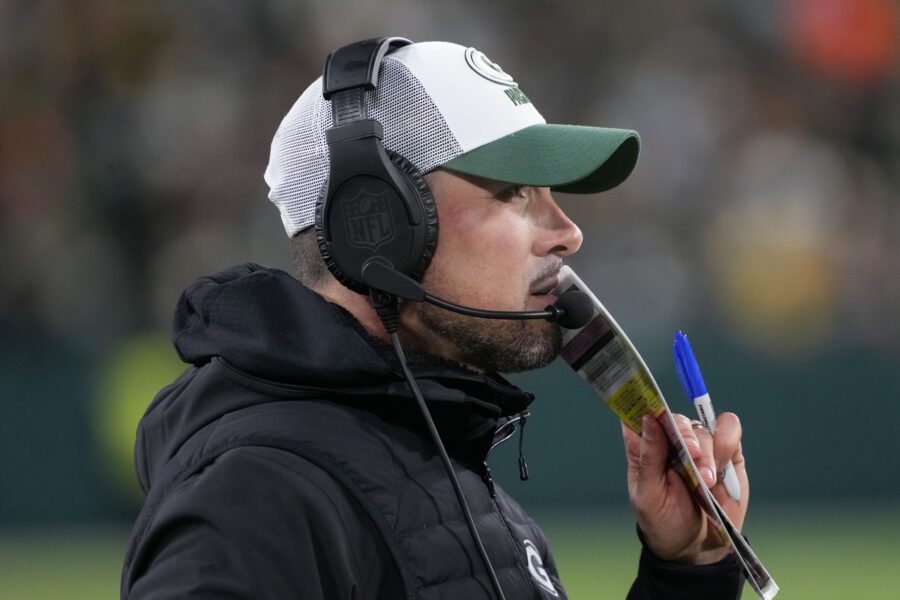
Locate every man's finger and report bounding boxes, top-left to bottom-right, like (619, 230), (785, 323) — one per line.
(672, 413), (702, 460)
(692, 424), (717, 488)
(711, 412), (742, 473)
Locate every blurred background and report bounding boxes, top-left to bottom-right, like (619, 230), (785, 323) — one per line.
(1, 0), (898, 598)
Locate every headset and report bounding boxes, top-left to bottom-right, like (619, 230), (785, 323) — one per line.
(314, 37), (592, 600)
(315, 36), (436, 303)
(315, 37), (591, 326)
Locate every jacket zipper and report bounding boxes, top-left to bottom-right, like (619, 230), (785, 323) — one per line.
(482, 462), (497, 498)
(481, 411), (549, 599)
(480, 461), (547, 599)
(487, 410), (531, 480)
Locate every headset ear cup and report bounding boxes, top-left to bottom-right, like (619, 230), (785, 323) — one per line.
(315, 150), (438, 294)
(315, 185), (368, 293)
(385, 150), (438, 282)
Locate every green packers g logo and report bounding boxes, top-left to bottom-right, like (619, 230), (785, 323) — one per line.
(464, 47), (517, 87)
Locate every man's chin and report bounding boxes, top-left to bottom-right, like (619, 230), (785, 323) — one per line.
(412, 303), (562, 373)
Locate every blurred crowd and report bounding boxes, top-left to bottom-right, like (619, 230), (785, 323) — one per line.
(3, 0), (898, 357)
(1, 0), (898, 517)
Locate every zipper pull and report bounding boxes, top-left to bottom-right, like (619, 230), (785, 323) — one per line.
(482, 462), (496, 498)
(518, 411), (529, 481)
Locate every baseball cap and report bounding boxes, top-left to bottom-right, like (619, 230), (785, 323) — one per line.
(265, 41), (640, 237)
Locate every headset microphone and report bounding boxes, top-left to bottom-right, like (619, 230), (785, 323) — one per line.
(361, 258), (593, 329)
(550, 289), (594, 329)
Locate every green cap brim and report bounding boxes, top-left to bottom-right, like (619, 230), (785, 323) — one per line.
(441, 124), (640, 194)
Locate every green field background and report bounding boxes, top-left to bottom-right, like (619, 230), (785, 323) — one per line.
(3, 503), (898, 599)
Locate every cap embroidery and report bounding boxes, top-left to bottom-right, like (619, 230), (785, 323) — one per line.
(504, 87), (531, 106)
(464, 47), (517, 87)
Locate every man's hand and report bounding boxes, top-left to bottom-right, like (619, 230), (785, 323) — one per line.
(621, 412), (748, 565)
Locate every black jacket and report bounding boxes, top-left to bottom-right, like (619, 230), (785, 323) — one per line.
(121, 263), (743, 599)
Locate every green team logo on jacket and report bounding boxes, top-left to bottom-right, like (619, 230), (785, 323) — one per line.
(524, 539), (559, 597)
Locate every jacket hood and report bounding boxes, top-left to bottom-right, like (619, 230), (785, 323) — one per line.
(135, 263), (534, 493)
(172, 263), (394, 387)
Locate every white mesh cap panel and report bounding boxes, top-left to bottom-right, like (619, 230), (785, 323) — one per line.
(264, 56), (463, 237)
(264, 79), (328, 237)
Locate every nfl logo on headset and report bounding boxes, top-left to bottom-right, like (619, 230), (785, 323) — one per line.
(340, 188), (396, 251)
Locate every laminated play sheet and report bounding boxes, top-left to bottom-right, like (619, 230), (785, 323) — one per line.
(555, 266), (778, 600)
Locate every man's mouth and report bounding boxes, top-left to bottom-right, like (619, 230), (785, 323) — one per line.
(529, 277), (560, 298)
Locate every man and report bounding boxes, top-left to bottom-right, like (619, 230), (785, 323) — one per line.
(121, 39), (747, 599)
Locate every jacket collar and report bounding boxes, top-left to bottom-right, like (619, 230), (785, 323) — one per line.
(170, 263), (534, 456)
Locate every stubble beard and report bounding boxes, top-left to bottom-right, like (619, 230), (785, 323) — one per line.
(412, 301), (563, 373)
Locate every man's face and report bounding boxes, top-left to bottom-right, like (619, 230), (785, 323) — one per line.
(400, 169), (583, 373)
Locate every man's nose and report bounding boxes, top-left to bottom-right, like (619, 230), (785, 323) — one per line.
(534, 190), (583, 257)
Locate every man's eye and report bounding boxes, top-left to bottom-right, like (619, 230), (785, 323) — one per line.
(496, 185), (523, 201)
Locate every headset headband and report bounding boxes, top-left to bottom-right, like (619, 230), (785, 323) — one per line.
(322, 37), (412, 125)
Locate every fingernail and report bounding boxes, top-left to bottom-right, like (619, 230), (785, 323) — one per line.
(686, 436), (700, 449)
(642, 415), (655, 440)
(701, 467), (715, 485)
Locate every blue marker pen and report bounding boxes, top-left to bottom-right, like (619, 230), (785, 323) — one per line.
(673, 331), (741, 502)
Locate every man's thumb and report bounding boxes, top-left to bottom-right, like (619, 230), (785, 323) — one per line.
(639, 415), (669, 481)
